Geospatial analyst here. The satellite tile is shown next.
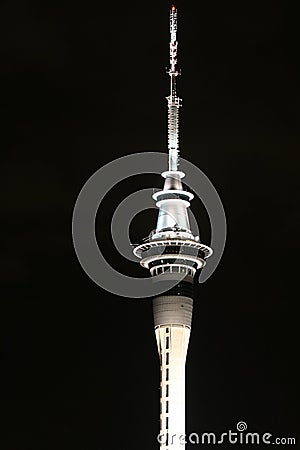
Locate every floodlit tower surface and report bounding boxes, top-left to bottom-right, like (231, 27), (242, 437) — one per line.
(134, 5), (213, 450)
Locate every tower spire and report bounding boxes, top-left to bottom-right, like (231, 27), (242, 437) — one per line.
(167, 4), (181, 171)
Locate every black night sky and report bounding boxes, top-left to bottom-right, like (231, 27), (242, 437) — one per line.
(1, 0), (299, 449)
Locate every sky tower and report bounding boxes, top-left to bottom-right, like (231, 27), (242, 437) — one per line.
(133, 5), (213, 449)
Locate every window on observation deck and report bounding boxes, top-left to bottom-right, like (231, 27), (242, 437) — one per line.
(166, 384), (169, 397)
(166, 400), (169, 413)
(166, 352), (169, 365)
(166, 368), (169, 381)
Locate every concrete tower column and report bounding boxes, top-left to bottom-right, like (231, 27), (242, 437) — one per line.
(152, 276), (193, 449)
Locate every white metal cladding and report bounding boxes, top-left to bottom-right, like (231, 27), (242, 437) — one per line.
(140, 254), (205, 270)
(133, 240), (213, 259)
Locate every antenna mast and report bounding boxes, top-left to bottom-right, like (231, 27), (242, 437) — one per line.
(167, 5), (181, 171)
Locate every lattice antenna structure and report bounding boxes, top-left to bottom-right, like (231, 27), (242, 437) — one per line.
(167, 5), (182, 172)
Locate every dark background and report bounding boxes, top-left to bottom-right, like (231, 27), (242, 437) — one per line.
(1, 0), (299, 448)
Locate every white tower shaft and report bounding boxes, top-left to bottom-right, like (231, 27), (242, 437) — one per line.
(151, 286), (195, 450)
(156, 325), (191, 449)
